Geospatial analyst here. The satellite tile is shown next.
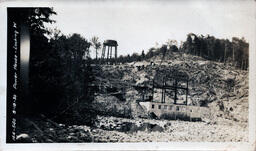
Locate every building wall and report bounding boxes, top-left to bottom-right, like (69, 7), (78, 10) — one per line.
(139, 101), (209, 120)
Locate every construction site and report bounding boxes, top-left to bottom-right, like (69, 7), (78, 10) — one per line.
(90, 40), (210, 121)
(15, 39), (249, 143)
(70, 39), (248, 142)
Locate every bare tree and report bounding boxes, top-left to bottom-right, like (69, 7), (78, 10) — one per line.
(90, 36), (101, 60)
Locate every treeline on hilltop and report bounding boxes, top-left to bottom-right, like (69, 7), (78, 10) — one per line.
(181, 33), (249, 70)
(114, 33), (249, 70)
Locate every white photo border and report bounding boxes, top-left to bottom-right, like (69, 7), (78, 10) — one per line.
(0, 0), (255, 151)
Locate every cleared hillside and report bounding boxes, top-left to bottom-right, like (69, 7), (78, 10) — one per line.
(92, 52), (248, 125)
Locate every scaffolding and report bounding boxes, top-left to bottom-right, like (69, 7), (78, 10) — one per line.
(152, 73), (189, 105)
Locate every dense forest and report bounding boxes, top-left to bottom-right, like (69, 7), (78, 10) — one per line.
(14, 8), (95, 125)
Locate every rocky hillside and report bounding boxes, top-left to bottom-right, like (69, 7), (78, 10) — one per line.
(91, 52), (248, 124)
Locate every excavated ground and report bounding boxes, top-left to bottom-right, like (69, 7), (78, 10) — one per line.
(89, 52), (249, 142)
(16, 52), (249, 142)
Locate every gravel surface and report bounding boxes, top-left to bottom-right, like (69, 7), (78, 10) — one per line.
(16, 115), (248, 143)
(87, 116), (248, 142)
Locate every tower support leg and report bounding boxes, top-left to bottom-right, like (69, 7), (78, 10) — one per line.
(110, 46), (112, 64)
(107, 46), (110, 64)
(115, 46), (117, 64)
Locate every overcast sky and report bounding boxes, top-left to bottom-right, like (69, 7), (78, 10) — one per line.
(45, 0), (255, 57)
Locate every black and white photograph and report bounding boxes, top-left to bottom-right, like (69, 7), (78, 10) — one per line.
(0, 0), (256, 150)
